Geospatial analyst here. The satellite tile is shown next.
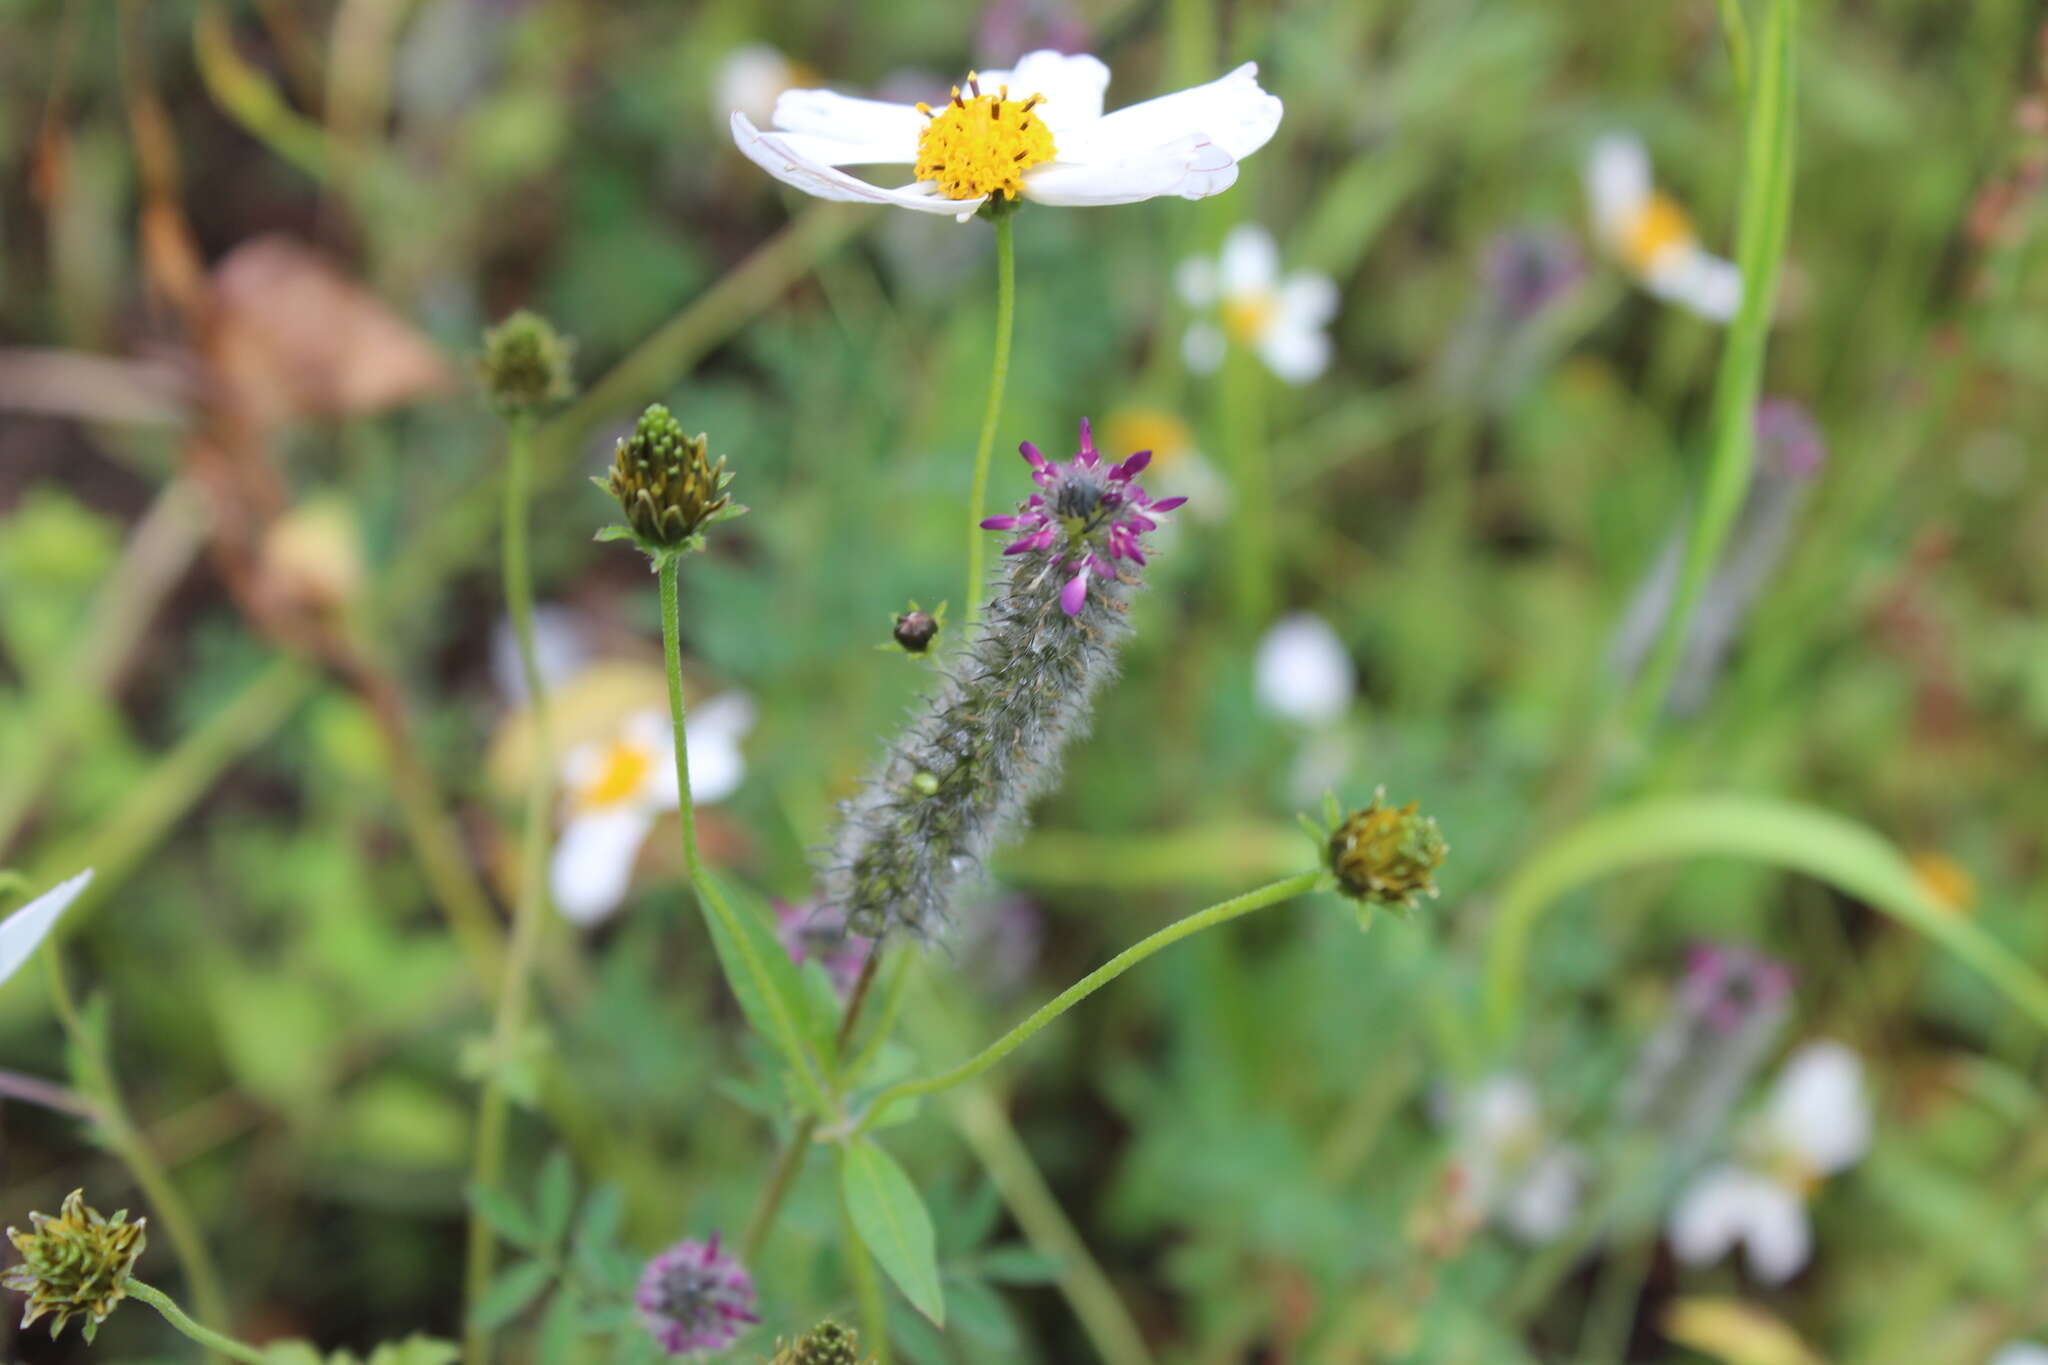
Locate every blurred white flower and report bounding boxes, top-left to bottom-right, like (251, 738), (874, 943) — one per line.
(491, 605), (591, 705)
(1178, 225), (1337, 383)
(1992, 1345), (2048, 1365)
(714, 44), (804, 130)
(1253, 612), (1354, 726)
(1585, 133), (1741, 322)
(1668, 1041), (1870, 1284)
(1448, 1075), (1585, 1244)
(0, 870), (91, 987)
(549, 696), (755, 925)
(1102, 407), (1227, 524)
(732, 51), (1281, 221)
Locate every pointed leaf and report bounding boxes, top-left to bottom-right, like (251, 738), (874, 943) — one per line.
(535, 1150), (576, 1248)
(840, 1139), (945, 1325)
(471, 1259), (555, 1331)
(469, 1183), (541, 1253)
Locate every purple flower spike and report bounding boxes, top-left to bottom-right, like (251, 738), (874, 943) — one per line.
(984, 415), (1186, 615)
(635, 1233), (759, 1357)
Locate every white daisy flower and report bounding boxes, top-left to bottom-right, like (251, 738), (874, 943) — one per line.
(1253, 612), (1354, 726)
(0, 870), (91, 987)
(1668, 1041), (1870, 1284)
(1992, 1345), (2048, 1365)
(1177, 224), (1337, 383)
(730, 50), (1282, 222)
(714, 43), (806, 130)
(1585, 133), (1742, 322)
(1447, 1075), (1586, 1245)
(549, 696), (755, 926)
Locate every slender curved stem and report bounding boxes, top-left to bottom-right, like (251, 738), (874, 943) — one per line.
(128, 1281), (268, 1365)
(855, 871), (1324, 1134)
(43, 957), (229, 1364)
(1221, 337), (1274, 630)
(964, 213), (1017, 627)
(465, 416), (555, 1365)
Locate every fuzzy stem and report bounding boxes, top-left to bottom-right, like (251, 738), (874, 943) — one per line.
(964, 213), (1017, 627)
(43, 956), (230, 1365)
(127, 1281), (269, 1365)
(465, 415), (555, 1365)
(856, 871), (1324, 1133)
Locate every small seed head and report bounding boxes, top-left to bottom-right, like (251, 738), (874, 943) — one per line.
(772, 1320), (864, 1365)
(596, 404), (745, 558)
(2, 1190), (146, 1342)
(1326, 788), (1447, 913)
(479, 310), (576, 414)
(893, 610), (938, 653)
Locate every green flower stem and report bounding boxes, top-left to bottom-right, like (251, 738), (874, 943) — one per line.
(1627, 0), (1797, 725)
(656, 555), (830, 1113)
(963, 212), (1017, 628)
(127, 1280), (268, 1365)
(1221, 337), (1274, 631)
(464, 415), (556, 1365)
(42, 956), (229, 1365)
(855, 870), (1325, 1134)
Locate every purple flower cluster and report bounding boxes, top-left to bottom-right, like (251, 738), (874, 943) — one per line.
(1754, 398), (1827, 481)
(635, 1233), (758, 1357)
(980, 419), (1186, 615)
(1681, 944), (1795, 1035)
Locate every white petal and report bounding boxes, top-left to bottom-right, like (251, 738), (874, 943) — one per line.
(0, 870), (91, 987)
(714, 44), (794, 129)
(1257, 320), (1331, 384)
(1669, 1164), (1761, 1268)
(1181, 322), (1226, 373)
(1991, 1346), (2048, 1365)
(1643, 247), (1742, 323)
(1463, 1075), (1543, 1153)
(974, 51), (1110, 137)
(1070, 61), (1282, 163)
(688, 737), (746, 804)
(732, 113), (984, 219)
(769, 87), (926, 150)
(1765, 1041), (1870, 1175)
(560, 740), (607, 791)
(691, 691), (759, 745)
(551, 807), (656, 926)
(1587, 133), (1652, 242)
(1737, 1179), (1812, 1284)
(1023, 132), (1237, 205)
(491, 604), (588, 704)
(1278, 271), (1340, 327)
(1218, 223), (1281, 296)
(1175, 255), (1219, 307)
(1254, 613), (1354, 725)
(1501, 1147), (1584, 1244)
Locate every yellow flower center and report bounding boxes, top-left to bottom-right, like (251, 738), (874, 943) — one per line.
(1621, 192), (1696, 274)
(1223, 291), (1277, 343)
(1105, 408), (1193, 469)
(578, 738), (653, 810)
(914, 74), (1056, 202)
(1910, 850), (1976, 915)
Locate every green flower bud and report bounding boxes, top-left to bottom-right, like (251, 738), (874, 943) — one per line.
(2, 1190), (146, 1342)
(594, 404), (746, 559)
(479, 310), (575, 414)
(1320, 788), (1447, 921)
(772, 1320), (864, 1365)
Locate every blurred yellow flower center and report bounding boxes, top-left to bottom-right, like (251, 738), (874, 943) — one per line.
(1105, 408), (1193, 468)
(1223, 291), (1277, 343)
(915, 76), (1056, 201)
(579, 739), (653, 810)
(1910, 850), (1976, 915)
(1621, 192), (1695, 273)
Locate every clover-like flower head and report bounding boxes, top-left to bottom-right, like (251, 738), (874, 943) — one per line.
(635, 1232), (758, 1357)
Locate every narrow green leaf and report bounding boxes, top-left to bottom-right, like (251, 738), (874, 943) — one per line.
(697, 871), (833, 1103)
(469, 1182), (541, 1252)
(471, 1259), (555, 1330)
(840, 1139), (946, 1325)
(535, 1150), (576, 1249)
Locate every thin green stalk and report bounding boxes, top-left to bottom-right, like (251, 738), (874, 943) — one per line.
(464, 417), (555, 1365)
(964, 213), (1017, 627)
(1629, 0), (1797, 725)
(856, 871), (1324, 1132)
(1714, 0), (1753, 101)
(128, 1281), (268, 1365)
(1221, 338), (1274, 630)
(44, 955), (229, 1365)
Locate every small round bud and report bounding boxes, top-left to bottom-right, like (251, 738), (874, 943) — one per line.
(1326, 789), (1447, 912)
(2, 1190), (146, 1343)
(773, 1321), (863, 1365)
(479, 310), (576, 414)
(893, 609), (939, 654)
(596, 405), (744, 557)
